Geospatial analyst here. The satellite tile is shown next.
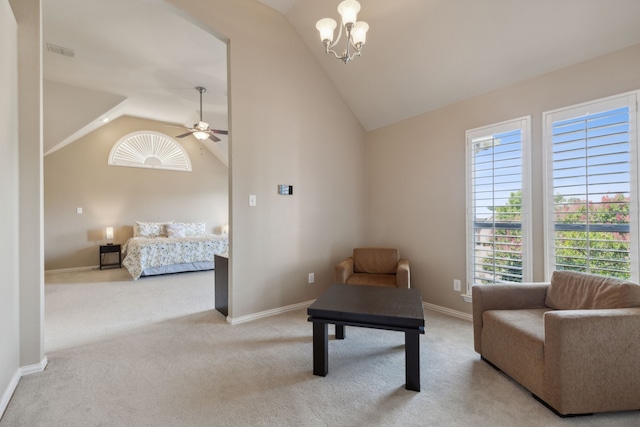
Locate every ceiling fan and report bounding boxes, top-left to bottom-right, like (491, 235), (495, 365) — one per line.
(172, 86), (228, 142)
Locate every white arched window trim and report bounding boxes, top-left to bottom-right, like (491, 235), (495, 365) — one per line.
(108, 131), (192, 172)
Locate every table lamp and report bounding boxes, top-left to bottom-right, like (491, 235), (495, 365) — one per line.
(105, 226), (114, 245)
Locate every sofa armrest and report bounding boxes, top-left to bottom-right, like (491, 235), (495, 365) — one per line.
(396, 259), (410, 288)
(543, 308), (640, 414)
(335, 257), (354, 284)
(472, 283), (549, 353)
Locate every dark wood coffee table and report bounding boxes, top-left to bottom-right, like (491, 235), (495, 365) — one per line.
(307, 284), (425, 391)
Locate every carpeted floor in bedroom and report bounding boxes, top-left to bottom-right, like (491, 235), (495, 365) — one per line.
(1, 268), (639, 426)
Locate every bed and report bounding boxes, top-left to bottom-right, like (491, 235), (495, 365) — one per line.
(122, 221), (229, 280)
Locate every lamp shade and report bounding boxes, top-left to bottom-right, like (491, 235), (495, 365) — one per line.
(351, 21), (369, 47)
(337, 0), (360, 26)
(316, 18), (337, 43)
(105, 227), (114, 240)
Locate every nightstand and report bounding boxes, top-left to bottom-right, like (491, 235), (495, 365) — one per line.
(99, 244), (122, 270)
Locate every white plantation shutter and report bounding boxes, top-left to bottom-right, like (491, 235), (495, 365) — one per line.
(466, 117), (532, 292)
(109, 131), (192, 172)
(544, 92), (639, 281)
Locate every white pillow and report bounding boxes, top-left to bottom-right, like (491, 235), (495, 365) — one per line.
(134, 221), (173, 238)
(166, 223), (186, 238)
(177, 222), (207, 237)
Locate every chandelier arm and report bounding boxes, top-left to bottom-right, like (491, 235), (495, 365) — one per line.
(326, 48), (345, 60)
(348, 35), (362, 52)
(345, 33), (351, 60)
(342, 23), (357, 62)
(328, 21), (344, 49)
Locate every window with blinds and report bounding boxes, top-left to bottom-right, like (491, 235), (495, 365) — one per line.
(466, 117), (531, 291)
(544, 92), (639, 280)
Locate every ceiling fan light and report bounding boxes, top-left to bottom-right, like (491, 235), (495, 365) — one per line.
(193, 131), (209, 140)
(338, 0), (360, 27)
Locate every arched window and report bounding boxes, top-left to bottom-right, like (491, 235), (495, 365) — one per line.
(108, 131), (191, 172)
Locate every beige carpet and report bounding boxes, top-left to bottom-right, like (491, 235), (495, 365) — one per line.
(1, 269), (639, 426)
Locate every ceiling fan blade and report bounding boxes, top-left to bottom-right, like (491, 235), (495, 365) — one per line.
(210, 129), (228, 135)
(175, 132), (193, 138)
(208, 134), (221, 142)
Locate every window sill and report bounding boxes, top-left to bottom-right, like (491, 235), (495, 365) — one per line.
(461, 294), (472, 304)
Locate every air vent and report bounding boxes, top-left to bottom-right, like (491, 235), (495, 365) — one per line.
(46, 43), (75, 58)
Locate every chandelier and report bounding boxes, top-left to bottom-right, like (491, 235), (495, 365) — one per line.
(315, 0), (369, 64)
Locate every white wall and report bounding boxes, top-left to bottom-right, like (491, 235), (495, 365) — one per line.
(12, 0), (44, 369)
(167, 0), (368, 319)
(0, 0), (20, 414)
(367, 43), (640, 314)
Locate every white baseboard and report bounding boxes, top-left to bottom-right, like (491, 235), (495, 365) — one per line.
(45, 266), (98, 274)
(423, 302), (472, 322)
(226, 299), (472, 325)
(227, 300), (315, 325)
(1, 356), (48, 419)
(20, 356), (48, 376)
(0, 369), (20, 419)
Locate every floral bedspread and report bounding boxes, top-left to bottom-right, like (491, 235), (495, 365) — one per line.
(122, 235), (229, 280)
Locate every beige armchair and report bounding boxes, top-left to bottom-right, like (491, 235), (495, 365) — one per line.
(473, 271), (640, 416)
(335, 247), (410, 288)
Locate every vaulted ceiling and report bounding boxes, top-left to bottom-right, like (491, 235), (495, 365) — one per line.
(44, 0), (640, 162)
(274, 0), (640, 130)
(43, 0), (229, 162)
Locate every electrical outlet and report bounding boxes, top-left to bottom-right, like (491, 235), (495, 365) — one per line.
(308, 273), (314, 284)
(453, 279), (461, 292)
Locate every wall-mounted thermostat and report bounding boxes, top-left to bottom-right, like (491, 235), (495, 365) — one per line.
(278, 185), (293, 195)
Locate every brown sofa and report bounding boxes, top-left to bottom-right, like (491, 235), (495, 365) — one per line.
(472, 270), (640, 416)
(335, 247), (410, 288)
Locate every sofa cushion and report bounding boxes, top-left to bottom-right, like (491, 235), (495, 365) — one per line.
(346, 273), (397, 287)
(482, 308), (549, 362)
(353, 248), (399, 274)
(481, 308), (552, 397)
(545, 271), (640, 310)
